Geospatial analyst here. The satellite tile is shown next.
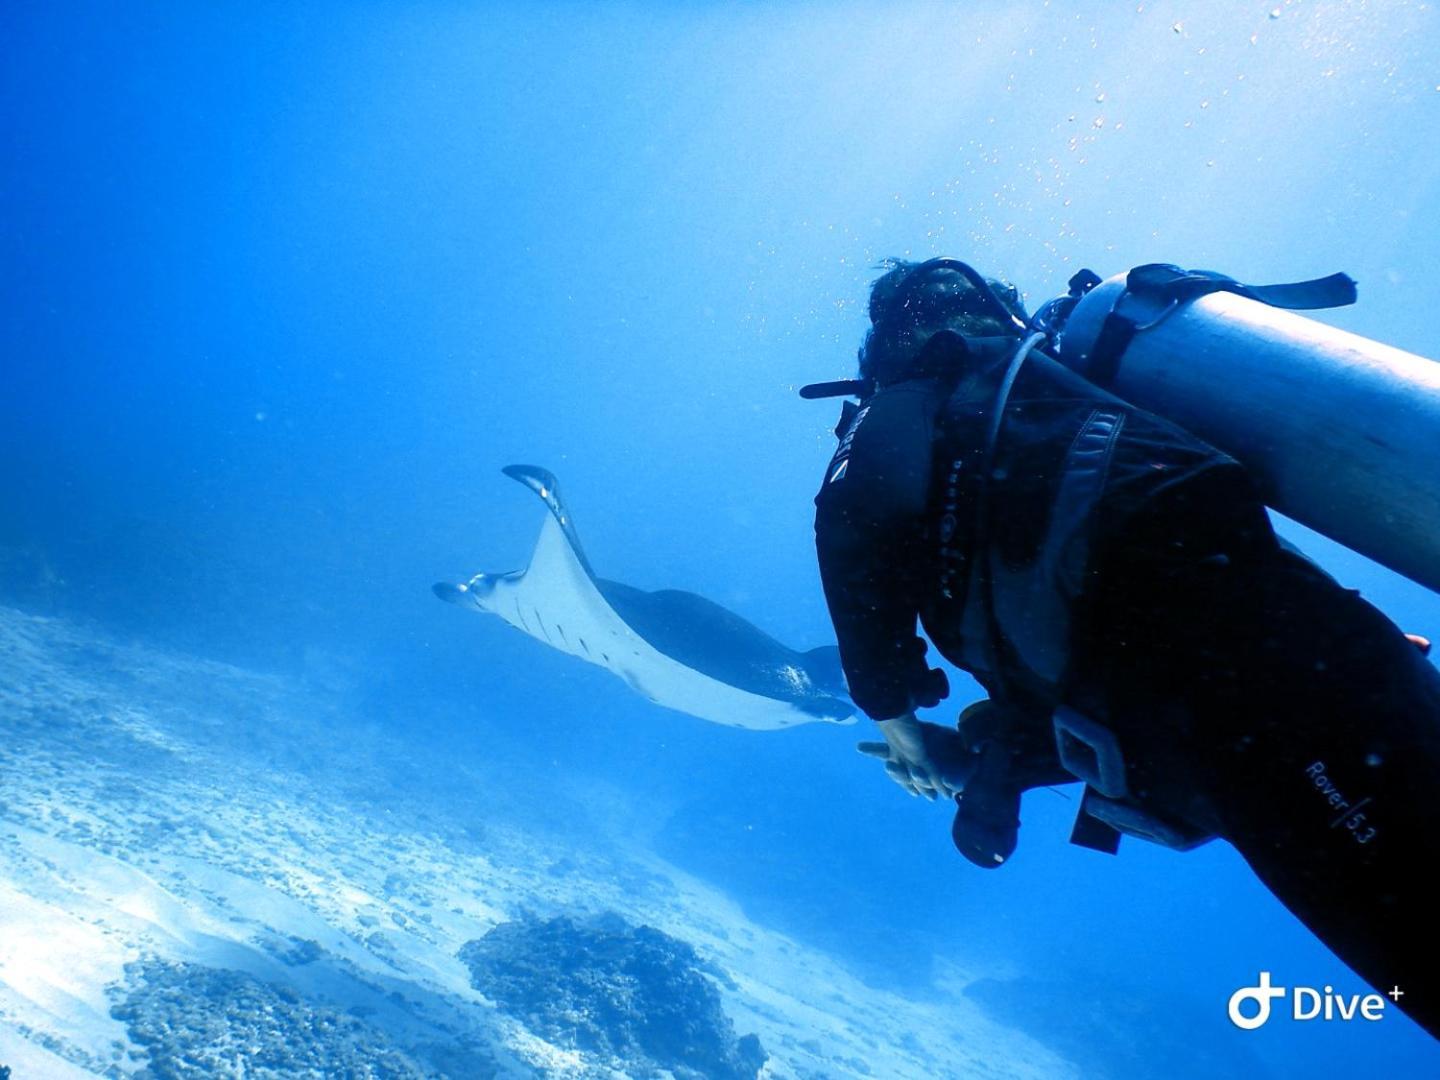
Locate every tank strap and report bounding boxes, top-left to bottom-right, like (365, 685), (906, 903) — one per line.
(1086, 263), (1358, 387)
(1127, 263), (1357, 311)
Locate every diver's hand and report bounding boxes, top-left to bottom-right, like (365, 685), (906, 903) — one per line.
(858, 712), (974, 800)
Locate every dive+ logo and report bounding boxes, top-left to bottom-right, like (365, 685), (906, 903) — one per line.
(1227, 972), (1397, 1029)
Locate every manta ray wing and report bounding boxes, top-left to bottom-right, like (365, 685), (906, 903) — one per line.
(434, 466), (855, 729)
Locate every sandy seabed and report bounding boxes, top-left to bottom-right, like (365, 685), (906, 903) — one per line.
(0, 606), (1070, 1079)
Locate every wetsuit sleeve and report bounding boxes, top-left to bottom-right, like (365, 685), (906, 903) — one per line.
(814, 383), (942, 720)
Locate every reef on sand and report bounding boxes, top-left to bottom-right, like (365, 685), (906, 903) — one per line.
(110, 960), (430, 1079)
(459, 911), (766, 1080)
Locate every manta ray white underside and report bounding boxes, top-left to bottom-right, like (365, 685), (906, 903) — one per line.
(435, 466), (855, 730)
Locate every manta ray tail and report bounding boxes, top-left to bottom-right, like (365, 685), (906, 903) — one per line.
(502, 464), (597, 578)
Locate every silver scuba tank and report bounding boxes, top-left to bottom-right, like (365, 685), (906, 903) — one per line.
(1055, 267), (1440, 595)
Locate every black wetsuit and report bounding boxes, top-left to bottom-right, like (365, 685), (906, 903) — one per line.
(814, 337), (1440, 1038)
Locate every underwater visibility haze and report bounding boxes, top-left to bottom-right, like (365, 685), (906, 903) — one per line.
(4, 2), (1440, 1077)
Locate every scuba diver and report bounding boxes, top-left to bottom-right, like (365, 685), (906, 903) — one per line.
(805, 256), (1440, 1040)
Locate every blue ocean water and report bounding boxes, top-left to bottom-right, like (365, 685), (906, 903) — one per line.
(3, 2), (1440, 1077)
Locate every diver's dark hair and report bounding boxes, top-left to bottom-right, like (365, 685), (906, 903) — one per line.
(858, 257), (1028, 386)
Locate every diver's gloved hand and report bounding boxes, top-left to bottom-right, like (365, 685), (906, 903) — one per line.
(857, 712), (974, 800)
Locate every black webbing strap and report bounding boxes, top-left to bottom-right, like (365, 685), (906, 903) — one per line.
(1071, 788), (1124, 854)
(1086, 263), (1358, 387)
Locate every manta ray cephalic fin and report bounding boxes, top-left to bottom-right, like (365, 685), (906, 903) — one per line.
(501, 464), (597, 579)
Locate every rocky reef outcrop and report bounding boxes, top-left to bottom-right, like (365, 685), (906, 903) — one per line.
(459, 912), (766, 1080)
(110, 960), (430, 1079)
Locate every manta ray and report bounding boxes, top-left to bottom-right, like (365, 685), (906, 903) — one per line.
(433, 465), (856, 730)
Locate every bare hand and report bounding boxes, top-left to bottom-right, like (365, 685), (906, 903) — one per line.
(858, 713), (975, 800)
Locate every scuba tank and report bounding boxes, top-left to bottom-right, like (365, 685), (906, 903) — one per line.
(1044, 265), (1440, 595)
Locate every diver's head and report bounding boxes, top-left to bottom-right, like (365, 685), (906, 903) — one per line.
(859, 257), (1027, 386)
